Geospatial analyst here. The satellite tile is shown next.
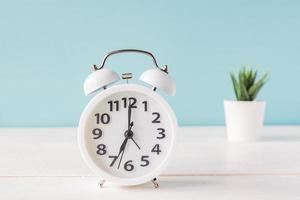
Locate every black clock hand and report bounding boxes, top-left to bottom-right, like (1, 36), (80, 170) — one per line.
(117, 138), (128, 169)
(117, 137), (129, 158)
(115, 122), (133, 168)
(127, 105), (141, 150)
(117, 122), (133, 158)
(116, 105), (142, 169)
(117, 136), (140, 169)
(128, 104), (132, 131)
(129, 122), (133, 131)
(130, 137), (141, 149)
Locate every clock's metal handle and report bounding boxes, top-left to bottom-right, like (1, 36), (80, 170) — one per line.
(96, 49), (161, 70)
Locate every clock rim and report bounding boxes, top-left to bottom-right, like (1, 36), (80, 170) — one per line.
(78, 84), (178, 186)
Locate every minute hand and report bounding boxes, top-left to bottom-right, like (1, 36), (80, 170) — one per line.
(127, 103), (141, 149)
(128, 104), (132, 130)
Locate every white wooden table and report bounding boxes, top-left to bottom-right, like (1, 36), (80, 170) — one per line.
(1, 126), (300, 199)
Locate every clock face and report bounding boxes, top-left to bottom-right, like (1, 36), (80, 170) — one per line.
(78, 84), (177, 184)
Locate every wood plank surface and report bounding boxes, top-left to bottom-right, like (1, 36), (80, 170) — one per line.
(0, 126), (299, 176)
(2, 176), (300, 200)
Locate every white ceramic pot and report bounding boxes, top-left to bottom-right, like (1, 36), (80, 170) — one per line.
(224, 100), (266, 142)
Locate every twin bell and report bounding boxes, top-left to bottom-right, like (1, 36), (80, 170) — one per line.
(83, 49), (176, 96)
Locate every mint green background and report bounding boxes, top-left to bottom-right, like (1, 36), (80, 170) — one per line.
(0, 0), (299, 127)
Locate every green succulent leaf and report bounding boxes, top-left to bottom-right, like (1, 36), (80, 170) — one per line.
(230, 66), (269, 101)
(238, 71), (250, 100)
(248, 73), (269, 100)
(249, 70), (257, 87)
(230, 72), (240, 100)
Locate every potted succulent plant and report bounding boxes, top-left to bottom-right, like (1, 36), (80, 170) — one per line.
(224, 66), (269, 142)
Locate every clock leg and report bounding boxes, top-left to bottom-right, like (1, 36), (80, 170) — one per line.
(151, 178), (159, 189)
(99, 179), (106, 188)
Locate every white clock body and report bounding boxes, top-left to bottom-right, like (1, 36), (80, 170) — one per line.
(78, 84), (178, 185)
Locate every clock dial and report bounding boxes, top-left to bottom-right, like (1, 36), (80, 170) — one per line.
(83, 90), (174, 179)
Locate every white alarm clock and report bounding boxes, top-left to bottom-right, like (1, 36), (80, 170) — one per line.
(78, 49), (178, 187)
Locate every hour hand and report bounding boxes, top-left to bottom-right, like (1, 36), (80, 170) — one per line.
(117, 138), (128, 169)
(117, 138), (128, 158)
